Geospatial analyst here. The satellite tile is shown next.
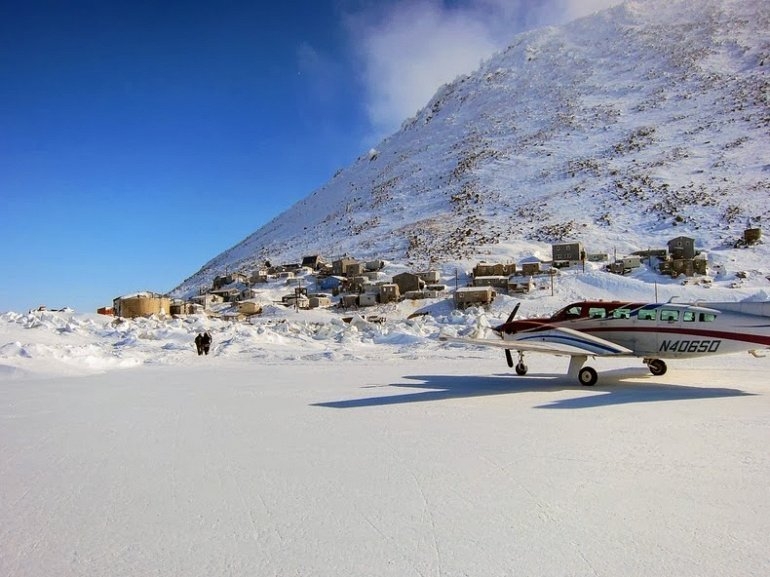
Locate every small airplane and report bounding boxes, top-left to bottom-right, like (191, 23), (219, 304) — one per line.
(442, 299), (770, 385)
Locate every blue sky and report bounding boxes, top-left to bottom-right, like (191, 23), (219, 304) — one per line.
(1, 0), (615, 313)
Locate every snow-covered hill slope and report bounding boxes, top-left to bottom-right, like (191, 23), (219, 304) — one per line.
(173, 0), (769, 299)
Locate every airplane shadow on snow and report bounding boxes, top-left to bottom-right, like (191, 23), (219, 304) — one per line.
(313, 367), (754, 410)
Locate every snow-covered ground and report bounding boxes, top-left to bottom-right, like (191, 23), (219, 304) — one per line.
(2, 265), (770, 576)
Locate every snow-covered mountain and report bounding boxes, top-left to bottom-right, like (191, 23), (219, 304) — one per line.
(174, 0), (769, 298)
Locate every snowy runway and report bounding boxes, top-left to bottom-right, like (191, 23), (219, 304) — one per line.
(2, 356), (768, 577)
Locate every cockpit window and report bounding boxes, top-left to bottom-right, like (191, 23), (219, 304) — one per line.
(683, 311), (696, 322)
(566, 306), (582, 317)
(699, 312), (717, 322)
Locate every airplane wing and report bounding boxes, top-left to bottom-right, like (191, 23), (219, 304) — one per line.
(441, 326), (633, 357)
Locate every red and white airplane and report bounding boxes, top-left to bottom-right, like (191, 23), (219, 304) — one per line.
(444, 300), (770, 386)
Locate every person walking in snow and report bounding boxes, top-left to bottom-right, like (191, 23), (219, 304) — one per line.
(201, 331), (212, 355)
(194, 332), (204, 356)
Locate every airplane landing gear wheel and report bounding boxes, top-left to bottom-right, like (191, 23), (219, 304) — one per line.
(578, 366), (598, 386)
(515, 362), (528, 376)
(648, 359), (667, 376)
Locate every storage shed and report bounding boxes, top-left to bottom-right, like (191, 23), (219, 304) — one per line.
(113, 292), (170, 319)
(454, 286), (496, 309)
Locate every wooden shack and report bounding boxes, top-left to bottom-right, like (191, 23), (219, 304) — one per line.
(744, 228), (761, 245)
(454, 286), (496, 309)
(507, 276), (533, 294)
(473, 263), (516, 277)
(472, 276), (508, 289)
(359, 293), (378, 307)
(169, 302), (201, 316)
(308, 295), (332, 309)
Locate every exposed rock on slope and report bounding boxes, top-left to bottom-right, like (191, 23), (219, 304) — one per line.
(174, 0), (769, 298)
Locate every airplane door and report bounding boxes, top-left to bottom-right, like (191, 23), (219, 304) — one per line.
(657, 308), (683, 354)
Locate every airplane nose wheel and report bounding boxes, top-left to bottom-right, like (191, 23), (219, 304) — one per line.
(515, 362), (528, 376)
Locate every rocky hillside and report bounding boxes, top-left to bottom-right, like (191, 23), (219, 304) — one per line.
(173, 0), (769, 299)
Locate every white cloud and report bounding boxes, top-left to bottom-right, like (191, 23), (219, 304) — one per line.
(344, 0), (622, 140)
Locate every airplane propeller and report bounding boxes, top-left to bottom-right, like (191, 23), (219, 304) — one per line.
(499, 303), (520, 368)
(505, 302), (520, 325)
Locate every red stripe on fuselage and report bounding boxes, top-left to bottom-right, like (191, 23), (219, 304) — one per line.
(500, 320), (770, 347)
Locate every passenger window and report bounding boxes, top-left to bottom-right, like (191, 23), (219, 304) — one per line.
(638, 309), (656, 321)
(660, 310), (679, 322)
(683, 311), (696, 322)
(612, 308), (631, 319)
(699, 313), (717, 322)
(588, 307), (606, 319)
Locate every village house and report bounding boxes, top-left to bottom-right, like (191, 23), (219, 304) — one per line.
(308, 294), (333, 309)
(239, 287), (263, 301)
(454, 286), (496, 309)
(472, 275), (508, 290)
(552, 242), (584, 267)
(301, 255), (326, 270)
(668, 236), (696, 260)
(250, 270), (270, 284)
(317, 275), (347, 294)
(416, 270), (441, 284)
(379, 283), (400, 304)
(169, 301), (202, 316)
(212, 272), (249, 290)
(210, 287), (241, 303)
(190, 293), (223, 310)
(520, 262), (541, 276)
(473, 262), (516, 277)
(507, 276), (534, 294)
(358, 292), (378, 307)
(364, 259), (385, 272)
(392, 272), (425, 295)
(608, 256), (642, 275)
(332, 257), (359, 277)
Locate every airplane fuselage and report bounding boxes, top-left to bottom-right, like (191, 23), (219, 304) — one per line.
(499, 301), (770, 359)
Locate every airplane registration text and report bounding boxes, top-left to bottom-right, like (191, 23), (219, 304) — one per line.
(659, 339), (721, 353)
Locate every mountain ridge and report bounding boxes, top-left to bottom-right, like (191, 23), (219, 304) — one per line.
(173, 0), (769, 299)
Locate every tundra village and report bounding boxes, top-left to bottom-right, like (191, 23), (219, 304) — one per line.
(103, 229), (763, 321)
